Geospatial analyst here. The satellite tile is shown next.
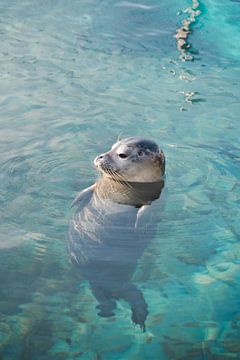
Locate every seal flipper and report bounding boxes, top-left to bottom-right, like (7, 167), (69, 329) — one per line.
(71, 184), (95, 209)
(91, 283), (117, 317)
(96, 300), (117, 317)
(121, 283), (148, 331)
(135, 205), (150, 229)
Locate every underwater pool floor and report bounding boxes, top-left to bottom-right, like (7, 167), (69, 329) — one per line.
(0, 0), (240, 358)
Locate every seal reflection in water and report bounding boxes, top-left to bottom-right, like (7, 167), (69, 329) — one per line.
(68, 137), (165, 330)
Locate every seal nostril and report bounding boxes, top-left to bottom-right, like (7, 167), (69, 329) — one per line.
(97, 154), (105, 160)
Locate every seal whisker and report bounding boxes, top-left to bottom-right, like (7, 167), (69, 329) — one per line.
(111, 169), (132, 188)
(103, 165), (123, 184)
(105, 168), (127, 186)
(111, 171), (128, 187)
(108, 169), (122, 184)
(109, 169), (123, 182)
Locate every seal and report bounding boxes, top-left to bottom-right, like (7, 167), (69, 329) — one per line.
(68, 137), (165, 330)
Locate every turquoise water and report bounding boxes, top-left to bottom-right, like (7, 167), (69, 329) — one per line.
(0, 0), (240, 358)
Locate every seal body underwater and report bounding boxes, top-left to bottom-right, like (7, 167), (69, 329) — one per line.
(68, 137), (165, 330)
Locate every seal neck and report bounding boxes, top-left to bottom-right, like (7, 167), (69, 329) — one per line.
(95, 176), (164, 207)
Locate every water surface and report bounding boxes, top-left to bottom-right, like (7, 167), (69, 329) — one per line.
(0, 0), (240, 358)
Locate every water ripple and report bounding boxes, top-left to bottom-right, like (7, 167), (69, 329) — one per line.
(0, 0), (240, 357)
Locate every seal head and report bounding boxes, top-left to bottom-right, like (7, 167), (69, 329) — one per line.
(94, 137), (165, 183)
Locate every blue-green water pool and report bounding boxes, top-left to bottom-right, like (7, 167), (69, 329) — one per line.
(0, 0), (240, 358)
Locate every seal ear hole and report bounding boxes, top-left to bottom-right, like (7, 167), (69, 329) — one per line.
(138, 150), (145, 156)
(119, 153), (128, 159)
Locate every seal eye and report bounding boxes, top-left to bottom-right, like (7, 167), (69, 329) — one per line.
(138, 150), (145, 156)
(118, 153), (128, 159)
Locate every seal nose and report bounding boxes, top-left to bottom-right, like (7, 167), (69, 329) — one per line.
(94, 153), (107, 167)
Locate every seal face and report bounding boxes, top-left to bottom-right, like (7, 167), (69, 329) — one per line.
(94, 137), (165, 183)
(68, 137), (165, 330)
